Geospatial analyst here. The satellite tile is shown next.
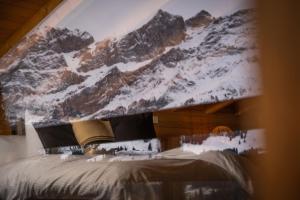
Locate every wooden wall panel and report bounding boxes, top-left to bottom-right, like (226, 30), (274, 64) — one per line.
(154, 97), (261, 150)
(154, 106), (241, 150)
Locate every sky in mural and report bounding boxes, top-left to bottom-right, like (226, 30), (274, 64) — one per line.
(59, 0), (255, 41)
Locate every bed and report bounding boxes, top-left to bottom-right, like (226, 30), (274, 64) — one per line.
(0, 147), (259, 200)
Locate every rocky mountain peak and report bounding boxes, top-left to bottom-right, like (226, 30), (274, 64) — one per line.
(116, 9), (186, 59)
(151, 9), (180, 23)
(185, 10), (214, 27)
(197, 10), (212, 17)
(45, 27), (94, 53)
(143, 9), (185, 34)
(78, 9), (186, 72)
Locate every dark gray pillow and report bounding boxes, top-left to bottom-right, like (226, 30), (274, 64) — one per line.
(109, 113), (156, 141)
(34, 123), (79, 149)
(35, 113), (156, 153)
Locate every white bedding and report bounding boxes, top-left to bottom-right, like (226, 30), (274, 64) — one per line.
(0, 121), (43, 166)
(0, 149), (253, 200)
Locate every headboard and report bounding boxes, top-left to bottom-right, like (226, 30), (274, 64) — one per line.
(154, 97), (262, 150)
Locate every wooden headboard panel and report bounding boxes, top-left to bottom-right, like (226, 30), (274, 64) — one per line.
(153, 97), (262, 150)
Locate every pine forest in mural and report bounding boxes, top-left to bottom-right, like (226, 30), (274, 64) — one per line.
(0, 0), (260, 127)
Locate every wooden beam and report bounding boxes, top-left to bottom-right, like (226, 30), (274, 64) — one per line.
(0, 0), (62, 58)
(0, 3), (37, 22)
(0, 19), (20, 31)
(205, 100), (234, 114)
(0, 0), (48, 10)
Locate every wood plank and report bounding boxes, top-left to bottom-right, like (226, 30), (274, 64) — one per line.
(205, 100), (235, 114)
(0, 19), (20, 31)
(0, 3), (37, 22)
(158, 136), (181, 150)
(0, 0), (62, 58)
(156, 127), (195, 136)
(235, 97), (261, 116)
(0, 0), (47, 10)
(0, 29), (13, 37)
(155, 115), (239, 134)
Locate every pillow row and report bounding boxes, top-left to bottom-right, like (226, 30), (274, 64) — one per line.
(34, 113), (156, 153)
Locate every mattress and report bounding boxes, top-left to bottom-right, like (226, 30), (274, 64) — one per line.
(0, 149), (255, 200)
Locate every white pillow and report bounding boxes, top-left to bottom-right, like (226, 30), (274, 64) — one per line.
(0, 115), (43, 166)
(0, 135), (27, 166)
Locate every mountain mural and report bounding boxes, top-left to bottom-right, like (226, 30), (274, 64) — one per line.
(0, 8), (260, 127)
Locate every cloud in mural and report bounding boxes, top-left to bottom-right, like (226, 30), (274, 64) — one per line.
(0, 0), (260, 127)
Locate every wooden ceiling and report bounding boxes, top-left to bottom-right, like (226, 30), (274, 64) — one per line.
(0, 0), (62, 58)
(0, 0), (62, 134)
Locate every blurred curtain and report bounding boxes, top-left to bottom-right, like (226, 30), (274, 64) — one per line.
(258, 0), (300, 199)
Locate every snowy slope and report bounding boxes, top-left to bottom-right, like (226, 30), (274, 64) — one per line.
(70, 9), (260, 120)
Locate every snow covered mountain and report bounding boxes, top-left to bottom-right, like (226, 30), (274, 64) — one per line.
(0, 9), (260, 126)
